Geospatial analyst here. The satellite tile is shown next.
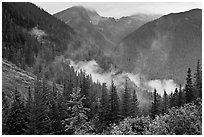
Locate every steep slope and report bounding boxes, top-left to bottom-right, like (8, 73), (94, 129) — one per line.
(2, 2), (75, 69)
(116, 9), (202, 84)
(2, 59), (63, 103)
(2, 2), (114, 74)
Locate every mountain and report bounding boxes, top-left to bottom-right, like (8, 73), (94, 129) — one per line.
(115, 9), (202, 84)
(54, 6), (161, 56)
(2, 2), (114, 74)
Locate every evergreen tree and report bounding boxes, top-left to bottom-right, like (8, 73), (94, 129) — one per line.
(169, 92), (174, 108)
(130, 89), (139, 117)
(2, 92), (10, 134)
(150, 89), (160, 119)
(173, 88), (179, 107)
(185, 68), (194, 103)
(178, 84), (185, 107)
(6, 88), (26, 134)
(122, 79), (131, 118)
(63, 88), (92, 134)
(162, 90), (168, 113)
(194, 59), (202, 99)
(110, 80), (121, 124)
(98, 83), (111, 131)
(26, 78), (51, 134)
(24, 87), (34, 134)
(49, 82), (64, 134)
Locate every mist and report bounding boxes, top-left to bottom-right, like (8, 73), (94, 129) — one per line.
(69, 59), (178, 95)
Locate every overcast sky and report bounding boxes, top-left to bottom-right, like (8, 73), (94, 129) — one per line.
(35, 2), (201, 18)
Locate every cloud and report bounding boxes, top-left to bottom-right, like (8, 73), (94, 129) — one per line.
(147, 79), (178, 95)
(69, 59), (178, 95)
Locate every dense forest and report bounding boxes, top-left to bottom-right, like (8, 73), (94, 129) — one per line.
(2, 2), (202, 135)
(2, 59), (202, 135)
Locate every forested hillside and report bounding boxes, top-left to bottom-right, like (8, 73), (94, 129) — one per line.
(2, 58), (202, 135)
(2, 2), (113, 74)
(2, 2), (202, 135)
(116, 9), (202, 84)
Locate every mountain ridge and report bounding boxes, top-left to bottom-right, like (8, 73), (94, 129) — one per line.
(116, 8), (202, 84)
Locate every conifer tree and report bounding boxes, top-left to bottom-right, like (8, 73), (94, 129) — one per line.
(2, 92), (10, 134)
(178, 84), (185, 107)
(26, 78), (51, 134)
(49, 82), (64, 134)
(150, 89), (160, 119)
(6, 88), (26, 134)
(110, 80), (121, 124)
(98, 83), (111, 131)
(122, 79), (131, 118)
(185, 68), (194, 103)
(25, 87), (35, 134)
(63, 88), (92, 134)
(173, 88), (179, 107)
(169, 92), (174, 108)
(130, 89), (139, 117)
(162, 90), (168, 113)
(194, 59), (202, 99)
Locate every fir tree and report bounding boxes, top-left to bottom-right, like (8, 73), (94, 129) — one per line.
(6, 88), (26, 134)
(26, 78), (51, 134)
(110, 80), (121, 124)
(194, 59), (202, 99)
(2, 92), (10, 134)
(130, 89), (139, 117)
(178, 84), (185, 107)
(63, 88), (92, 134)
(185, 68), (194, 103)
(162, 90), (168, 113)
(150, 89), (160, 119)
(173, 88), (179, 107)
(122, 79), (131, 118)
(49, 82), (64, 134)
(98, 83), (111, 131)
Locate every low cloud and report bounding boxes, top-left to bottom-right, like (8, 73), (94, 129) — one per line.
(69, 59), (178, 95)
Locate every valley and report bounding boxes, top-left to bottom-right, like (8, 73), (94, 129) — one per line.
(2, 2), (202, 135)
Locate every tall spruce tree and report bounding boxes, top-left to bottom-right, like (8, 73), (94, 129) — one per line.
(178, 84), (185, 107)
(25, 87), (35, 134)
(2, 92), (10, 134)
(26, 78), (51, 134)
(150, 89), (160, 119)
(173, 88), (179, 107)
(194, 59), (202, 99)
(130, 89), (139, 117)
(122, 79), (131, 118)
(63, 88), (92, 134)
(110, 80), (121, 124)
(185, 68), (194, 103)
(49, 82), (64, 134)
(162, 90), (168, 113)
(98, 83), (111, 131)
(6, 88), (26, 134)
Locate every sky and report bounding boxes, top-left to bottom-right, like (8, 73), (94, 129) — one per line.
(35, 2), (202, 18)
